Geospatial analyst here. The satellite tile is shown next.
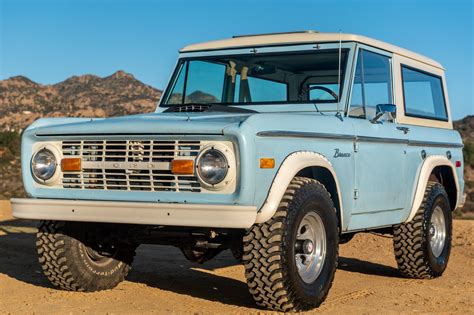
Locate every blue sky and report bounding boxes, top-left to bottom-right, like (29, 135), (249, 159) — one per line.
(0, 0), (472, 118)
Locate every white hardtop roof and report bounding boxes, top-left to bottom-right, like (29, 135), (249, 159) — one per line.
(180, 31), (443, 69)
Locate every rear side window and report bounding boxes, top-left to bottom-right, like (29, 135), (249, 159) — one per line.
(401, 66), (448, 121)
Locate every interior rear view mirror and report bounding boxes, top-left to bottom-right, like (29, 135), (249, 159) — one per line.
(250, 63), (276, 75)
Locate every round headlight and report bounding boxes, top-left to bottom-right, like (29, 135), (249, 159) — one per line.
(197, 149), (229, 185)
(32, 148), (57, 181)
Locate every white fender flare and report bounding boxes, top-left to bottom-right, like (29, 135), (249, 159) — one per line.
(255, 151), (343, 225)
(405, 155), (460, 222)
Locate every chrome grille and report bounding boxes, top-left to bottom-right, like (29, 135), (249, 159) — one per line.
(61, 140), (202, 192)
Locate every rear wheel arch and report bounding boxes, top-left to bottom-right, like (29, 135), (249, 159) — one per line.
(430, 165), (457, 211)
(406, 155), (459, 222)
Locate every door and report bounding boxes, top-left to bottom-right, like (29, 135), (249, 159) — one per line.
(348, 48), (408, 214)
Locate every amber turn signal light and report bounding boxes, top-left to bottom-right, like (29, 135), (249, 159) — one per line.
(260, 158), (275, 169)
(61, 158), (81, 172)
(171, 159), (195, 174)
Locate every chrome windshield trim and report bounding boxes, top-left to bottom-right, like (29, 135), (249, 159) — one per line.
(257, 131), (463, 148)
(179, 42), (352, 57)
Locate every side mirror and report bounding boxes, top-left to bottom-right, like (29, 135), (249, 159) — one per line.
(370, 104), (396, 124)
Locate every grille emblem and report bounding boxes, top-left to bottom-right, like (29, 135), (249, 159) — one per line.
(130, 141), (145, 162)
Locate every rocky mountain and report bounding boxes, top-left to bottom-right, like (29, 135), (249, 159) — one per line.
(166, 91), (220, 105)
(0, 71), (162, 132)
(0, 71), (162, 199)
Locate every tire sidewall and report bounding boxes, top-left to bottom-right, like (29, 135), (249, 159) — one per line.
(424, 189), (452, 276)
(284, 185), (338, 304)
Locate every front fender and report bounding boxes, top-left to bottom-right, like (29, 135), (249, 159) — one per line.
(255, 151), (343, 225)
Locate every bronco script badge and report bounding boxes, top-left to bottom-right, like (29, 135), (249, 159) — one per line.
(334, 148), (351, 158)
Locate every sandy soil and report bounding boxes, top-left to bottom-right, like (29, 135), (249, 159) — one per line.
(0, 200), (473, 314)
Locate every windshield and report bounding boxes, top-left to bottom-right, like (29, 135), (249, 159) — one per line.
(162, 49), (348, 107)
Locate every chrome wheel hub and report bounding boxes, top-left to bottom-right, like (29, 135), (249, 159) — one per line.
(303, 239), (314, 254)
(429, 206), (446, 258)
(294, 212), (326, 283)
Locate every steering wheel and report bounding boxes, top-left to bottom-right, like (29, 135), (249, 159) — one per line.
(299, 85), (338, 101)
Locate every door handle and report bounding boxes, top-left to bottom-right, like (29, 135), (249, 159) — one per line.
(396, 126), (410, 134)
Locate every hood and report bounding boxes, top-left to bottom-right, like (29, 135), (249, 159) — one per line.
(31, 112), (253, 136)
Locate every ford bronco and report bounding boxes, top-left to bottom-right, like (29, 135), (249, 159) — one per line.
(12, 31), (465, 311)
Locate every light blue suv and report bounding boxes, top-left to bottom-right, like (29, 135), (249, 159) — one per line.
(12, 31), (465, 312)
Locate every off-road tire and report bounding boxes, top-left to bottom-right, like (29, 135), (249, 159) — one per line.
(243, 177), (339, 312)
(393, 182), (452, 278)
(37, 220), (136, 291)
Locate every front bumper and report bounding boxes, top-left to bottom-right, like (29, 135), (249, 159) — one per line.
(11, 198), (257, 228)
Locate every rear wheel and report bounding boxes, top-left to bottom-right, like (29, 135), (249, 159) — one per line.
(243, 177), (339, 312)
(37, 220), (136, 291)
(393, 182), (452, 278)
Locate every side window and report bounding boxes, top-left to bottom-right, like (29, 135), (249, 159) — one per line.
(401, 66), (448, 121)
(349, 49), (393, 120)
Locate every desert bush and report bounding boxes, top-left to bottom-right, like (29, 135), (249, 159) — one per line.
(463, 142), (474, 167)
(0, 131), (21, 155)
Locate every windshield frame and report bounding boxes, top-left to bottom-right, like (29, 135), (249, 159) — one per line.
(158, 42), (356, 111)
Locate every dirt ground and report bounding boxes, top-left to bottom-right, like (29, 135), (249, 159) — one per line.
(0, 200), (473, 314)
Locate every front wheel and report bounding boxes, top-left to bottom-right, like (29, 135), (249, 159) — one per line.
(393, 182), (452, 278)
(243, 177), (339, 312)
(37, 221), (137, 291)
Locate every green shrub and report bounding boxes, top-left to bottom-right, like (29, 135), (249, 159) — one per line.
(464, 142), (474, 167)
(0, 132), (21, 155)
(0, 132), (21, 165)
